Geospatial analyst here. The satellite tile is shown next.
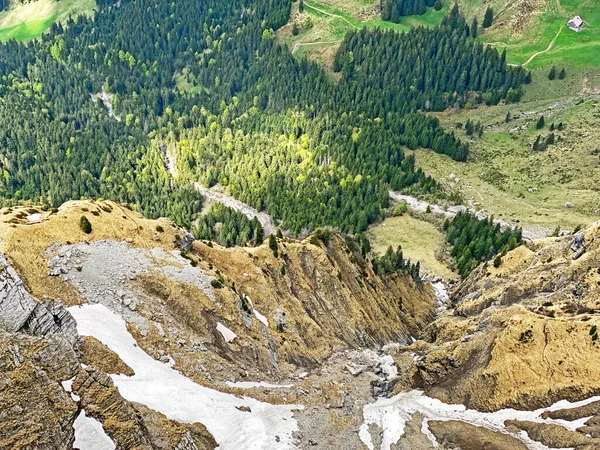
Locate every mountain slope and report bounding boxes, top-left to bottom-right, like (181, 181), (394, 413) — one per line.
(408, 221), (600, 412)
(0, 200), (437, 449)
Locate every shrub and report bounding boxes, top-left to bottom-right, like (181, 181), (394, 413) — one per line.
(519, 329), (533, 343)
(493, 255), (502, 268)
(240, 295), (252, 313)
(211, 279), (224, 289)
(79, 216), (92, 234)
(314, 228), (332, 246)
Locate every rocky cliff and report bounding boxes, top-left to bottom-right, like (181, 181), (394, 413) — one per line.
(407, 221), (600, 412)
(0, 200), (437, 449)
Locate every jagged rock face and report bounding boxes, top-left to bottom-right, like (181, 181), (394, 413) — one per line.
(410, 222), (600, 411)
(0, 201), (439, 449)
(0, 331), (79, 450)
(0, 252), (77, 344)
(0, 250), (80, 449)
(189, 234), (436, 369)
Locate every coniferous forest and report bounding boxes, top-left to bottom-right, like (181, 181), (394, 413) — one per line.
(444, 212), (523, 278)
(0, 0), (528, 235)
(381, 0), (439, 23)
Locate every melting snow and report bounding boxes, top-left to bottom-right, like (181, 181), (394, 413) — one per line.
(61, 377), (81, 401)
(216, 322), (237, 342)
(69, 304), (301, 449)
(254, 310), (269, 327)
(26, 213), (41, 222)
(226, 381), (294, 389)
(431, 280), (449, 312)
(73, 409), (115, 450)
(359, 389), (600, 450)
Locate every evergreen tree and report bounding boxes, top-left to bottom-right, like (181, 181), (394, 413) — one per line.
(548, 66), (557, 80)
(470, 17), (478, 39)
(269, 234), (279, 257)
(465, 119), (474, 136)
(483, 7), (494, 28)
(536, 115), (545, 129)
(559, 68), (566, 80)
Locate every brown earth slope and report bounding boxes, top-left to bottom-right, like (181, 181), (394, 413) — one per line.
(407, 221), (600, 412)
(0, 200), (437, 449)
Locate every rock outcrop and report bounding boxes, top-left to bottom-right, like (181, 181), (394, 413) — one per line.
(407, 221), (600, 411)
(0, 330), (79, 450)
(0, 252), (77, 343)
(0, 251), (81, 449)
(0, 201), (438, 449)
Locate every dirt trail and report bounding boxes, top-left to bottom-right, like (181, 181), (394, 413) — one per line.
(303, 0), (357, 29)
(161, 147), (277, 236)
(194, 183), (277, 236)
(291, 40), (342, 54)
(522, 25), (563, 67)
(389, 191), (552, 242)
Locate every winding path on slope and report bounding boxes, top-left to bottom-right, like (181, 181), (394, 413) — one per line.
(522, 25), (564, 67)
(388, 191), (553, 242)
(302, 0), (358, 30)
(291, 39), (342, 54)
(193, 183), (277, 236)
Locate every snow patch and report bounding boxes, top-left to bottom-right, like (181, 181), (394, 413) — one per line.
(431, 280), (449, 312)
(254, 309), (269, 327)
(73, 409), (115, 450)
(69, 304), (301, 449)
(216, 322), (237, 342)
(359, 389), (600, 450)
(61, 377), (81, 402)
(61, 377), (75, 393)
(26, 213), (41, 222)
(226, 381), (294, 389)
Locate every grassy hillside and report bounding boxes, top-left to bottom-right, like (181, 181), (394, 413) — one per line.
(415, 67), (600, 233)
(0, 0), (95, 42)
(368, 214), (456, 279)
(279, 0), (600, 71)
(454, 0), (600, 68)
(277, 0), (449, 71)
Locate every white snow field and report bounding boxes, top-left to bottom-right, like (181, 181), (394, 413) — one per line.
(360, 389), (600, 450)
(225, 381), (294, 389)
(69, 304), (302, 450)
(73, 410), (116, 450)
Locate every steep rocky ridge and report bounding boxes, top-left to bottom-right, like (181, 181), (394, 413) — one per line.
(375, 220), (600, 449)
(0, 200), (437, 449)
(8, 199), (600, 449)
